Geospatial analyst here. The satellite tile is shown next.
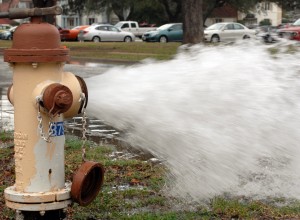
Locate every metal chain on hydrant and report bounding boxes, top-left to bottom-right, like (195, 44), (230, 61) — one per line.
(36, 96), (54, 143)
(80, 93), (87, 161)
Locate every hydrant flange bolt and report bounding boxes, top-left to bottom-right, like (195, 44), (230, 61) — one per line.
(43, 83), (73, 116)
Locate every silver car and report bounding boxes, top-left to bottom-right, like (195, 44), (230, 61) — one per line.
(83, 24), (135, 42)
(204, 22), (256, 43)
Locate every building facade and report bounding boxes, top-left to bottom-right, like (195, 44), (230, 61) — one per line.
(56, 0), (118, 28)
(205, 4), (238, 27)
(206, 2), (282, 27)
(0, 1), (283, 28)
(239, 2), (282, 26)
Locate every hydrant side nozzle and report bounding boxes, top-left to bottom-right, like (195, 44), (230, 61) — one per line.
(61, 72), (88, 119)
(43, 83), (73, 116)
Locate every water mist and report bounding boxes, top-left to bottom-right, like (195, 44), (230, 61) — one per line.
(86, 40), (300, 201)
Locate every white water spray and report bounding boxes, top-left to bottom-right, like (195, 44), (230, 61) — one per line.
(86, 41), (300, 201)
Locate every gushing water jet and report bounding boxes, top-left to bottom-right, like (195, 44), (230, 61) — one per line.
(87, 41), (300, 201)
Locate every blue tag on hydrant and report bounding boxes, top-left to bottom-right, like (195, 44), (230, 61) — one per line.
(51, 122), (64, 137)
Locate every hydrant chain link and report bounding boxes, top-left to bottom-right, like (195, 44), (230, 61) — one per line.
(47, 114), (55, 140)
(36, 99), (54, 143)
(81, 108), (87, 161)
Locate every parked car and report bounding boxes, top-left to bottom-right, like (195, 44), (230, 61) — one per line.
(114, 21), (156, 38)
(277, 23), (292, 29)
(0, 24), (12, 32)
(204, 22), (256, 43)
(0, 26), (17, 40)
(60, 25), (90, 41)
(277, 18), (300, 41)
(142, 23), (183, 43)
(82, 24), (135, 42)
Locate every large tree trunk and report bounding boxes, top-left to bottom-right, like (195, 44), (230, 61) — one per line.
(182, 0), (203, 44)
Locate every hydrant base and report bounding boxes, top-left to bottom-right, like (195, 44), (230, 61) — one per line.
(4, 183), (71, 211)
(6, 199), (71, 211)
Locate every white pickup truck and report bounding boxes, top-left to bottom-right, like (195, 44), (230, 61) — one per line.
(114, 21), (157, 38)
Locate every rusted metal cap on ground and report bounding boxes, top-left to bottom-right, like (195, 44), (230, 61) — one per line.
(71, 161), (105, 206)
(4, 17), (69, 63)
(43, 83), (73, 116)
(75, 75), (88, 113)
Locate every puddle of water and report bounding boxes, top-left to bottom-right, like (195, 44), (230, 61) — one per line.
(64, 116), (120, 143)
(0, 87), (14, 131)
(64, 116), (155, 161)
(68, 60), (117, 68)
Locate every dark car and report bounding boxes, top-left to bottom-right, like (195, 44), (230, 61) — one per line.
(255, 25), (278, 43)
(142, 23), (182, 43)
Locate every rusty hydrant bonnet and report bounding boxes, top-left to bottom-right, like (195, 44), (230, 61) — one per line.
(4, 17), (69, 63)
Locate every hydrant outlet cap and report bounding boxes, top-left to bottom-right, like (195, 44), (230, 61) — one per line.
(43, 83), (73, 115)
(71, 161), (104, 206)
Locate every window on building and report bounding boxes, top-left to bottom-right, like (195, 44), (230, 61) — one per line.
(263, 2), (272, 11)
(89, 18), (95, 25)
(216, 18), (223, 23)
(68, 18), (74, 27)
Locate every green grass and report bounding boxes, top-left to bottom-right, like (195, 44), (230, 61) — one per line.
(0, 143), (15, 219)
(63, 42), (181, 62)
(0, 130), (13, 143)
(0, 40), (181, 62)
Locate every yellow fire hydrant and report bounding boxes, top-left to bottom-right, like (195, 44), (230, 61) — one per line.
(4, 6), (104, 217)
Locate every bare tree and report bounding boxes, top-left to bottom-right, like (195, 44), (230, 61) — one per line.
(182, 0), (203, 44)
(161, 0), (182, 22)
